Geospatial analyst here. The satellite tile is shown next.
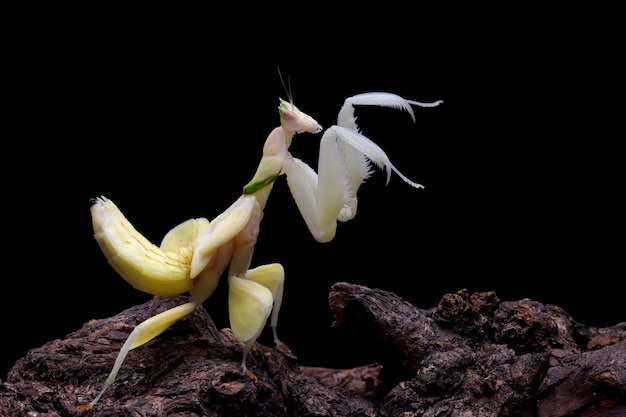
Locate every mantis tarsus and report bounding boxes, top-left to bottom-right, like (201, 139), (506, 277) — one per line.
(82, 89), (442, 409)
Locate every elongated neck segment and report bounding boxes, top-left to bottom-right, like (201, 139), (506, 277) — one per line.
(242, 126), (290, 207)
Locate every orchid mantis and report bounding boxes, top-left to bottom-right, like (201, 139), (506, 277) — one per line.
(82, 90), (442, 409)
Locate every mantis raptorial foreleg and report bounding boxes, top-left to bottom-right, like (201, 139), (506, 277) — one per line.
(283, 92), (443, 242)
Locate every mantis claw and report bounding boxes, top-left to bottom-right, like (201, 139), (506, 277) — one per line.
(246, 369), (259, 383)
(276, 340), (291, 353)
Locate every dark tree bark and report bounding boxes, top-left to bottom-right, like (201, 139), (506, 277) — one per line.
(1, 284), (624, 416)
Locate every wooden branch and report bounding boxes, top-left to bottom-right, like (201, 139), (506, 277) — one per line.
(329, 282), (625, 417)
(1, 285), (624, 416)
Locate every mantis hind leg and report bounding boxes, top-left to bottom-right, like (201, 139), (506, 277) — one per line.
(85, 301), (197, 409)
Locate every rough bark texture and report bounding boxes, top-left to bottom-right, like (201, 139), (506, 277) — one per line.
(1, 284), (624, 417)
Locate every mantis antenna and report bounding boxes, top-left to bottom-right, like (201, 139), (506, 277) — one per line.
(277, 67), (295, 104)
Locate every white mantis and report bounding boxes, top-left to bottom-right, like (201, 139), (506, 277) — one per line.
(82, 88), (442, 409)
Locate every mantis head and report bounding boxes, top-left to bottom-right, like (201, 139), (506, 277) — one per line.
(242, 99), (321, 197)
(278, 98), (322, 135)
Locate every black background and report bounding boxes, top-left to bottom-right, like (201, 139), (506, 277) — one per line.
(3, 9), (623, 379)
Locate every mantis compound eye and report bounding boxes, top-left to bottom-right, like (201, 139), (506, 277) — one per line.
(281, 109), (298, 122)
